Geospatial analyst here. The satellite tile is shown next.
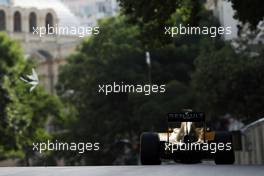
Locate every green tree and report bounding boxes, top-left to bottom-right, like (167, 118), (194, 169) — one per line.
(117, 0), (204, 47)
(192, 39), (264, 120)
(57, 16), (201, 164)
(0, 33), (65, 165)
(0, 32), (25, 160)
(57, 16), (144, 164)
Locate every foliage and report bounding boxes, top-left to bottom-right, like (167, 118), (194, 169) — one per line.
(57, 0), (264, 165)
(192, 39), (264, 120)
(228, 0), (264, 30)
(117, 0), (205, 47)
(0, 33), (65, 165)
(57, 16), (201, 164)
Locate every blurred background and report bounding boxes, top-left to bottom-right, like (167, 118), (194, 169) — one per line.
(0, 0), (263, 166)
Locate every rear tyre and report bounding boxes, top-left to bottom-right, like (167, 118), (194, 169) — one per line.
(140, 132), (161, 165)
(214, 132), (235, 164)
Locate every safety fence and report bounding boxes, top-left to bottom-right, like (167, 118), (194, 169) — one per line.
(235, 118), (264, 164)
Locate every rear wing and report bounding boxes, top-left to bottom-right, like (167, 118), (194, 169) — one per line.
(168, 112), (205, 122)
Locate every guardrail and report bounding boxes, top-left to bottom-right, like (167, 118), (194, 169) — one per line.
(235, 118), (264, 164)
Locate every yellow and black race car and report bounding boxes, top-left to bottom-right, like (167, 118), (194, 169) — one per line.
(140, 111), (235, 165)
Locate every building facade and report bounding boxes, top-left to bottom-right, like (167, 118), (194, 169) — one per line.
(0, 0), (82, 93)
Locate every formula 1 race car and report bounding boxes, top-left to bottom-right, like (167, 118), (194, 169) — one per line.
(140, 111), (235, 165)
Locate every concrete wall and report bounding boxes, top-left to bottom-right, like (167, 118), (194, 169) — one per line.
(235, 118), (264, 164)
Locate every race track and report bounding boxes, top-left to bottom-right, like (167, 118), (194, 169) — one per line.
(0, 165), (263, 176)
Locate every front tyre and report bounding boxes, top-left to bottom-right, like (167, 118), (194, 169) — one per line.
(140, 132), (161, 165)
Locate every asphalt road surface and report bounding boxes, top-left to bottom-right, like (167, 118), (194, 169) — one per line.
(0, 165), (264, 176)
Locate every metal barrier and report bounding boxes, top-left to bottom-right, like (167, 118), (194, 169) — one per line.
(235, 118), (264, 164)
